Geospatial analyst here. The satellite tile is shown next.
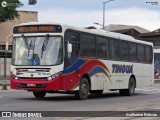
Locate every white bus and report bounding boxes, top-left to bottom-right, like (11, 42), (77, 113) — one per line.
(154, 49), (160, 79)
(10, 22), (154, 100)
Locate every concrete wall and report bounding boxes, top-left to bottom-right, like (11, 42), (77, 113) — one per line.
(0, 11), (38, 46)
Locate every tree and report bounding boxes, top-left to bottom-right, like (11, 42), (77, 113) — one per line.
(0, 0), (22, 23)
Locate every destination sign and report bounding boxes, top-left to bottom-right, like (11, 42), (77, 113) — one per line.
(13, 25), (62, 34)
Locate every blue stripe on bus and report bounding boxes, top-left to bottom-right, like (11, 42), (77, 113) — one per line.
(62, 59), (87, 74)
(89, 66), (107, 77)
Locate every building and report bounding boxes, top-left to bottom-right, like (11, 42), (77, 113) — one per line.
(0, 10), (38, 51)
(105, 24), (150, 33)
(85, 26), (97, 29)
(0, 10), (38, 79)
(111, 28), (140, 39)
(104, 24), (150, 39)
(139, 29), (160, 48)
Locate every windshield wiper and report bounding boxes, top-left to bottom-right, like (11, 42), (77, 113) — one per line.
(22, 34), (30, 57)
(22, 34), (33, 57)
(22, 34), (29, 49)
(28, 40), (33, 57)
(41, 34), (50, 58)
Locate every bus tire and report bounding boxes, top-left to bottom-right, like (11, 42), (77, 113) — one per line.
(90, 90), (103, 95)
(119, 77), (136, 96)
(33, 91), (46, 98)
(75, 78), (89, 100)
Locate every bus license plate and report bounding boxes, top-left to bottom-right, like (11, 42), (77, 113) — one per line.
(27, 84), (36, 87)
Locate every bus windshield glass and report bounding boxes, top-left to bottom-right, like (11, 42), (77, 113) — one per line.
(12, 36), (63, 66)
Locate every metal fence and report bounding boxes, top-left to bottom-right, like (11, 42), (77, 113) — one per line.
(0, 50), (12, 79)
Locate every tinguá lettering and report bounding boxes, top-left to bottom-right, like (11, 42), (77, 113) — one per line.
(112, 64), (133, 73)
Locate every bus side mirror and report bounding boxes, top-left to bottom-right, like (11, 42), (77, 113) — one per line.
(67, 42), (72, 54)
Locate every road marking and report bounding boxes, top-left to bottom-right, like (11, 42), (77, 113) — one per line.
(136, 88), (160, 95)
(116, 107), (128, 110)
(151, 91), (160, 94)
(136, 88), (160, 91)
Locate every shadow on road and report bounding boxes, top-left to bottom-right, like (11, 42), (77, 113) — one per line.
(16, 92), (148, 102)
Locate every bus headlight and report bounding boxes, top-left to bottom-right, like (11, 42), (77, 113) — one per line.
(11, 73), (16, 78)
(11, 73), (21, 80)
(47, 77), (52, 81)
(47, 72), (62, 81)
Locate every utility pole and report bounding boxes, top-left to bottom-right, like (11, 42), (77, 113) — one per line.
(102, 0), (115, 30)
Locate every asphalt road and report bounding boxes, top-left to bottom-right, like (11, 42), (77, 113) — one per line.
(1, 84), (160, 120)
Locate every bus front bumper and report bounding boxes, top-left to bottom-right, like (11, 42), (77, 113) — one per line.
(10, 76), (65, 91)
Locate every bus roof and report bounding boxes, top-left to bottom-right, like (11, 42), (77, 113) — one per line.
(15, 22), (153, 46)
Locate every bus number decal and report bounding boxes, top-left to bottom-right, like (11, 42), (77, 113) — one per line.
(112, 64), (133, 74)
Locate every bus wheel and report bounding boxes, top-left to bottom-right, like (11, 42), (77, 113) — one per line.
(75, 78), (89, 100)
(119, 77), (136, 96)
(90, 90), (103, 95)
(33, 91), (46, 98)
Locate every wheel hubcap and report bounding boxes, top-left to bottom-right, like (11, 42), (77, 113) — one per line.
(81, 84), (88, 96)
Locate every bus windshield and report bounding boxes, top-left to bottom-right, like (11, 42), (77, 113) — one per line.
(12, 36), (63, 66)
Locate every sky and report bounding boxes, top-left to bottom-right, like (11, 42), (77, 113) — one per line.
(18, 0), (160, 31)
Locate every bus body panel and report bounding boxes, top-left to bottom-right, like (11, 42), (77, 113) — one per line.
(90, 74), (104, 90)
(142, 64), (153, 86)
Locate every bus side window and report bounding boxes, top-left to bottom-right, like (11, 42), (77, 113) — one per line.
(80, 34), (96, 58)
(109, 39), (119, 60)
(97, 37), (108, 59)
(120, 41), (129, 61)
(129, 42), (137, 62)
(137, 44), (146, 63)
(145, 46), (153, 63)
(64, 31), (80, 68)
